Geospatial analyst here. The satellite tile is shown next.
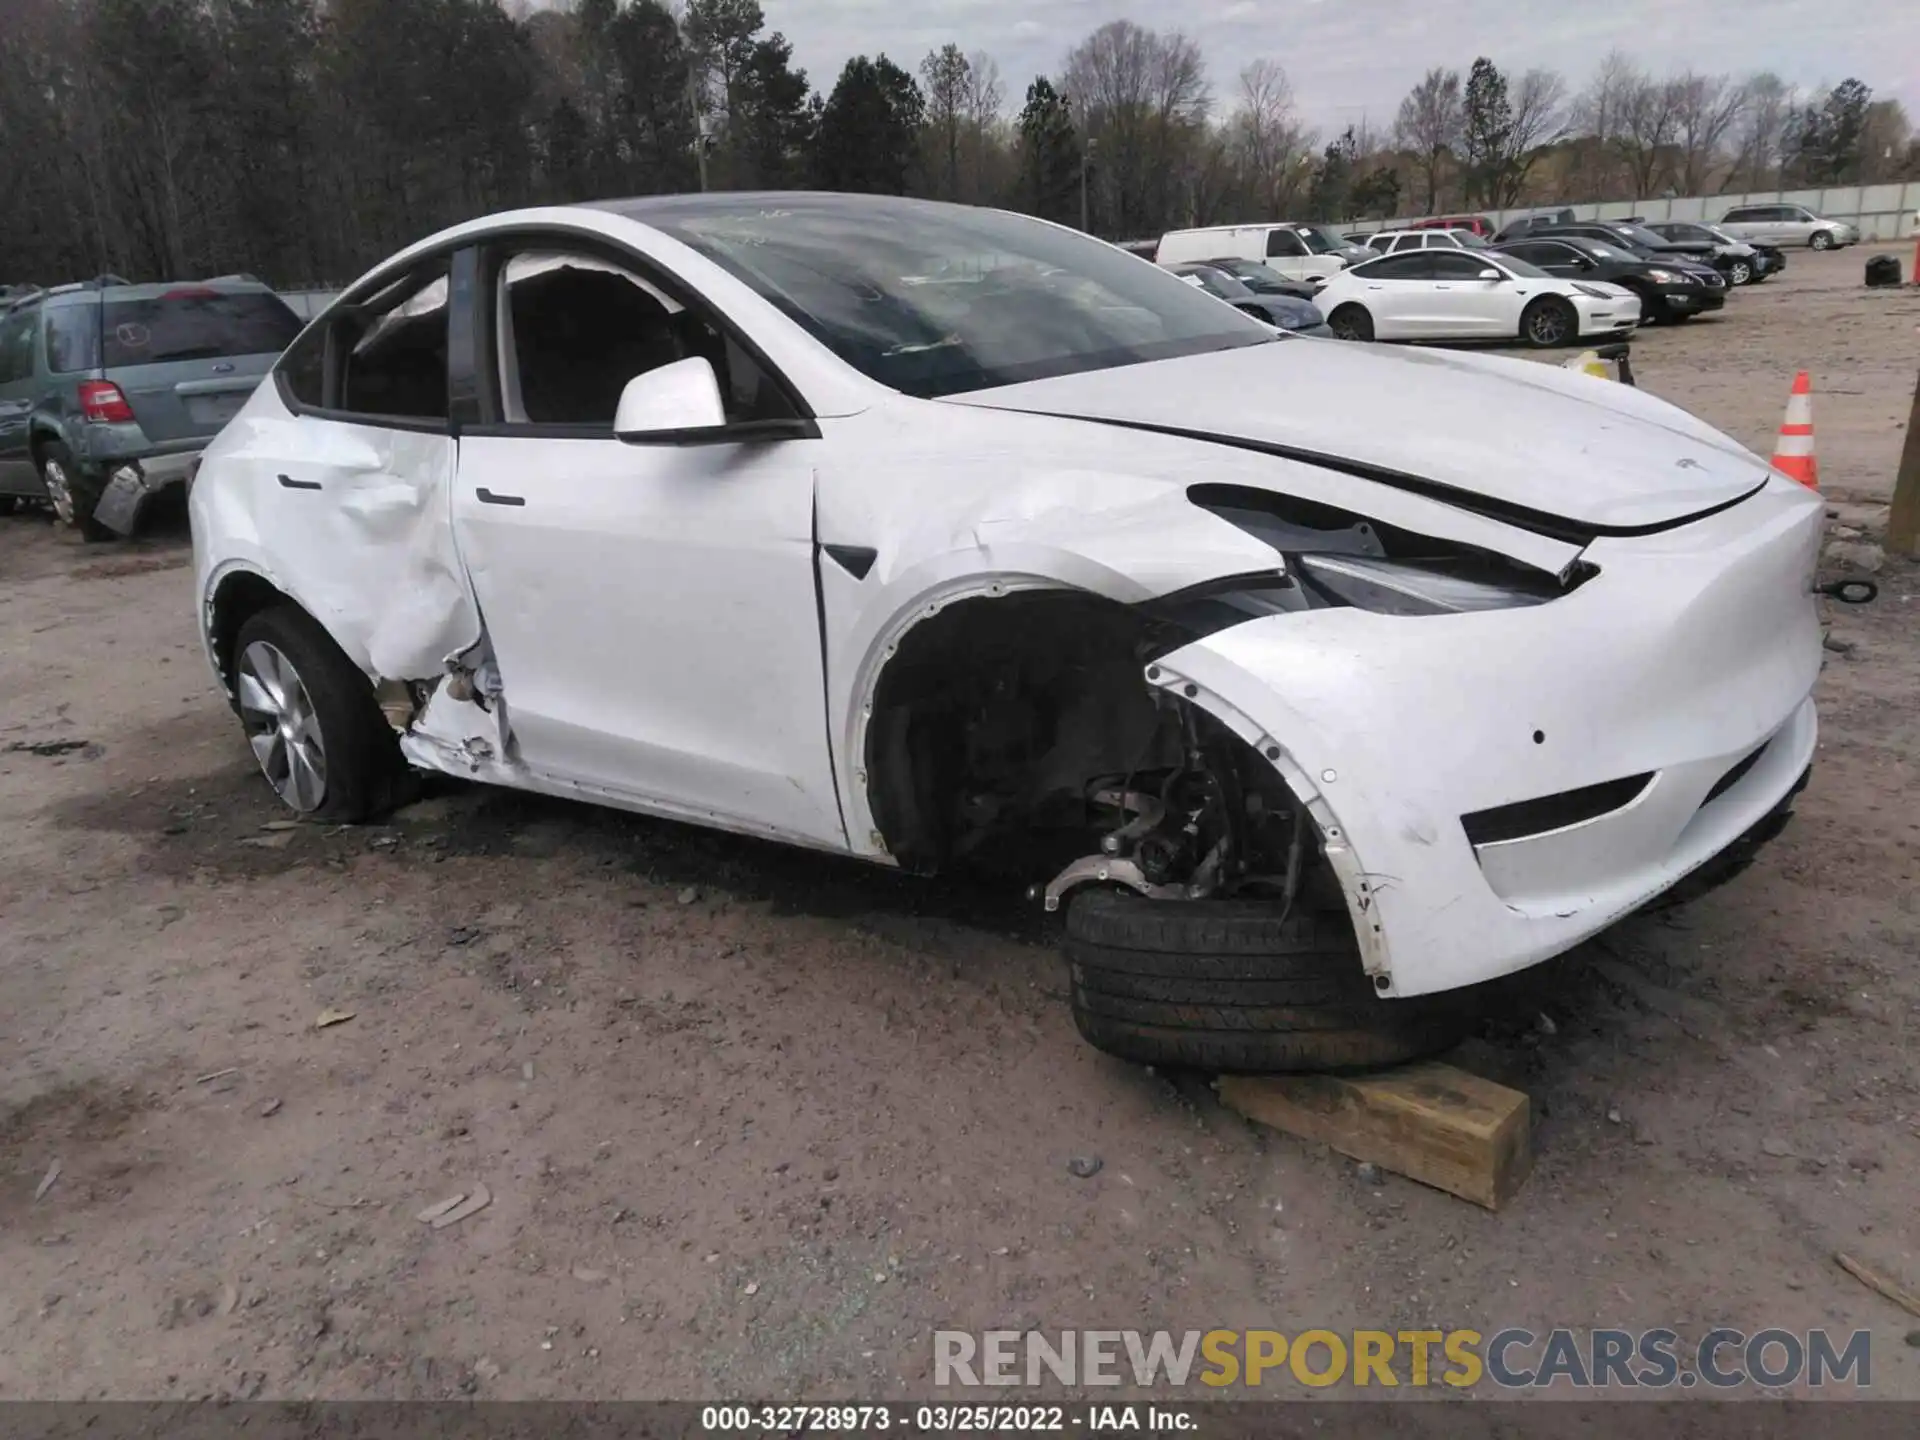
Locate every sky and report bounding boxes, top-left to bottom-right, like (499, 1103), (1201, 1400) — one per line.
(750, 0), (1919, 131)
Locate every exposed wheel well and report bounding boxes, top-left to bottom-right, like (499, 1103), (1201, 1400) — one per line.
(858, 585), (1341, 930)
(29, 428), (64, 468)
(209, 571), (293, 697)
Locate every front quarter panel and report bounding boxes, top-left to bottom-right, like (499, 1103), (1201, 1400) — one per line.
(1147, 477), (1825, 997)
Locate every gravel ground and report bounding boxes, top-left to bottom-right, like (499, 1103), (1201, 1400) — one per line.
(1, 245), (1916, 1403)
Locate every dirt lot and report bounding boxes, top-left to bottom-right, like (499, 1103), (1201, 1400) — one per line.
(1, 247), (1917, 1404)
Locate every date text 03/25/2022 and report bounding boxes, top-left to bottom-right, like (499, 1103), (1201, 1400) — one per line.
(701, 1405), (1190, 1431)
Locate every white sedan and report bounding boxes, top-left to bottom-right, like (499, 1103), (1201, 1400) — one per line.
(1314, 247), (1640, 346)
(192, 194), (1837, 1073)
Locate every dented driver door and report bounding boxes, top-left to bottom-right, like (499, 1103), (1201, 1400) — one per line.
(447, 241), (842, 848)
(451, 430), (842, 848)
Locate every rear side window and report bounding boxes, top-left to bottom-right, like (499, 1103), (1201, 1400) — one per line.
(102, 289), (301, 368)
(46, 304), (100, 372)
(0, 308), (37, 383)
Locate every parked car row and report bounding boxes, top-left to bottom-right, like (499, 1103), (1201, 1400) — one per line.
(0, 274), (304, 536)
(1146, 196), (1856, 350)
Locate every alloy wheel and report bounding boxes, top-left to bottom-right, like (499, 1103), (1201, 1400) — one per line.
(1810, 232), (1833, 251)
(237, 640), (328, 811)
(1526, 304), (1570, 346)
(43, 459), (75, 526)
(1729, 260), (1752, 285)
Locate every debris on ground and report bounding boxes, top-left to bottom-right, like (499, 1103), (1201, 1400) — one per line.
(33, 1161), (61, 1202)
(1835, 1252), (1920, 1318)
(677, 887), (701, 905)
(1822, 540), (1886, 574)
(314, 1008), (356, 1030)
(5, 738), (92, 757)
(195, 1067), (239, 1084)
(259, 1098), (283, 1118)
(418, 1183), (492, 1229)
(1066, 1155), (1103, 1178)
(1760, 1137), (1795, 1158)
(1355, 1161), (1383, 1185)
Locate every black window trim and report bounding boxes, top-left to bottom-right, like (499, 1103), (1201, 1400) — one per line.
(272, 244), (467, 435)
(454, 223), (821, 445)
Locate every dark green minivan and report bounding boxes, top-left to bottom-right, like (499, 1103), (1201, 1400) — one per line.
(0, 276), (302, 538)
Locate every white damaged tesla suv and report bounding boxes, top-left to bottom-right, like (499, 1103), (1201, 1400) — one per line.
(191, 194), (1852, 1072)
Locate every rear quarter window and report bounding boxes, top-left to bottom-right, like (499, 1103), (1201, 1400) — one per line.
(102, 289), (301, 368)
(46, 304), (101, 372)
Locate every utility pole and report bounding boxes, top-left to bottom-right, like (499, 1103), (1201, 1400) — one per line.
(1890, 345), (1920, 557)
(1079, 138), (1095, 234)
(684, 27), (708, 192)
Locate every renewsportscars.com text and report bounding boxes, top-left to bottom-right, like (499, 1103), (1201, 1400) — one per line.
(933, 1328), (1872, 1390)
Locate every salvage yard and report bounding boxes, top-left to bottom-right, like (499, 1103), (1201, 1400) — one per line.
(2, 246), (1917, 1401)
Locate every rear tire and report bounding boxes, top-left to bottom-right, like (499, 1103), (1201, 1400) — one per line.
(1520, 296), (1577, 348)
(232, 604), (412, 823)
(39, 443), (113, 542)
(1327, 304), (1373, 342)
(1063, 889), (1475, 1073)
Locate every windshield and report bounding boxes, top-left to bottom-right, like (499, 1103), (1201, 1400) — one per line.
(1216, 261), (1285, 293)
(1609, 223), (1674, 250)
(1295, 226), (1347, 254)
(1452, 232), (1490, 249)
(649, 199), (1274, 399)
(1185, 267), (1252, 300)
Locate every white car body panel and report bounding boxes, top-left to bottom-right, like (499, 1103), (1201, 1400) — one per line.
(1149, 475), (1824, 996)
(1155, 225), (1347, 283)
(191, 197), (1828, 1004)
(951, 340), (1751, 531)
(1312, 258), (1640, 346)
(451, 430), (845, 848)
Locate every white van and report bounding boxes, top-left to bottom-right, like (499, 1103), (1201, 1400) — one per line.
(1154, 223), (1360, 283)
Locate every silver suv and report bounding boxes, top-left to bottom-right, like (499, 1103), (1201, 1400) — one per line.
(0, 276), (301, 538)
(1717, 204), (1858, 251)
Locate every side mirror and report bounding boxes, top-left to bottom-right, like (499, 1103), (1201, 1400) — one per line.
(615, 357), (726, 443)
(1477, 268), (1504, 281)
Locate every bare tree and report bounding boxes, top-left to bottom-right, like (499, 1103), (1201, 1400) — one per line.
(919, 43), (970, 199)
(961, 49), (1004, 202)
(1617, 69), (1681, 196)
(1393, 66), (1462, 213)
(1492, 68), (1567, 205)
(1063, 20), (1210, 235)
(1730, 73), (1794, 190)
(1231, 59), (1311, 216)
(1569, 49), (1638, 197)
(1671, 71), (1749, 192)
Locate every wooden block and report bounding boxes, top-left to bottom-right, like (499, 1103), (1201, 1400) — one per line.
(1219, 1061), (1531, 1210)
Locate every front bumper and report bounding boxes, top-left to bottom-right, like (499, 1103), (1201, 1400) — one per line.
(1655, 285), (1726, 316)
(1149, 475), (1826, 998)
(1572, 292), (1641, 336)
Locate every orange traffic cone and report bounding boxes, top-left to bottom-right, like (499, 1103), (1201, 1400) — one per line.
(1771, 371), (1818, 490)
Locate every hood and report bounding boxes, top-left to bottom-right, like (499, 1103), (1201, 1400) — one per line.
(945, 341), (1771, 532)
(1256, 294), (1325, 330)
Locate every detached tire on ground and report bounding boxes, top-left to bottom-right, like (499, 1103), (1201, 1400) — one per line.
(1063, 890), (1474, 1073)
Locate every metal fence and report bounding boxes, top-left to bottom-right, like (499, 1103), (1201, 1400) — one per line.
(1349, 181), (1920, 241)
